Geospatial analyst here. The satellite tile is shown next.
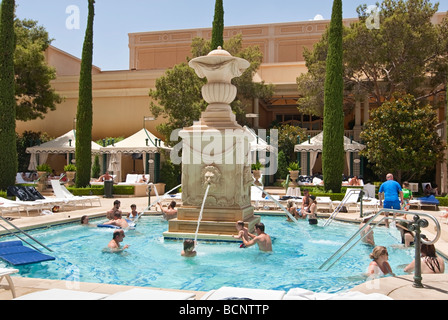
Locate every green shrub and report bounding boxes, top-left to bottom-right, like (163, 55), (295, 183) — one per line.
(64, 164), (76, 172)
(36, 163), (52, 173)
(113, 185), (134, 195)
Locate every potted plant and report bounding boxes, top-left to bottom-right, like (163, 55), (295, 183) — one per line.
(64, 164), (77, 187)
(251, 161), (263, 186)
(287, 161), (300, 187)
(36, 163), (52, 192)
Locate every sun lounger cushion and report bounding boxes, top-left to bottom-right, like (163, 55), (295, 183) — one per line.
(418, 195), (439, 205)
(7, 186), (35, 201)
(0, 241), (55, 266)
(24, 186), (46, 200)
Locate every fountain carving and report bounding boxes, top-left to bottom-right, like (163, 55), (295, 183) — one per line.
(163, 47), (261, 240)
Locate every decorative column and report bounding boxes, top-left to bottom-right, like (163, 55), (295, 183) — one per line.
(164, 47), (261, 240)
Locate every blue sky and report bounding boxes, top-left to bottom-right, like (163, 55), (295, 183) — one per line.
(15, 0), (448, 71)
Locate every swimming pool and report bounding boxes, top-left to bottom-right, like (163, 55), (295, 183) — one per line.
(0, 216), (423, 293)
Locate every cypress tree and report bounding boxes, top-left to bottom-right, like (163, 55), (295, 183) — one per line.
(211, 0), (224, 50)
(0, 0), (17, 190)
(75, 0), (95, 187)
(322, 0), (344, 193)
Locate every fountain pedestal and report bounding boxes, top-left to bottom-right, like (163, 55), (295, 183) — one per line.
(163, 48), (261, 241)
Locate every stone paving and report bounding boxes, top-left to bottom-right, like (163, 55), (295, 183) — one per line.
(0, 191), (447, 300)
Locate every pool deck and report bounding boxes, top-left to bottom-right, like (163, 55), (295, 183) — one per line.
(0, 192), (447, 300)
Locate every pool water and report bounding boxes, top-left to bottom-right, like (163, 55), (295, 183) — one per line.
(0, 216), (423, 293)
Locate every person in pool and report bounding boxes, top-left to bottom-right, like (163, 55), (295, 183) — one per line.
(242, 222), (272, 252)
(108, 230), (129, 251)
(181, 239), (197, 257)
(367, 246), (394, 278)
(233, 221), (255, 248)
(103, 211), (129, 229)
(107, 200), (122, 220)
(127, 204), (139, 220)
(157, 200), (177, 220)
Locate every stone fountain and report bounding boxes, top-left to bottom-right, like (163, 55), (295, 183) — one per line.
(163, 47), (261, 241)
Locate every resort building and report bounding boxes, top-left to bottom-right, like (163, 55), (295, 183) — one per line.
(15, 12), (447, 188)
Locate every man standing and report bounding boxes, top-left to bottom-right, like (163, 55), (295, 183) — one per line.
(378, 173), (403, 227)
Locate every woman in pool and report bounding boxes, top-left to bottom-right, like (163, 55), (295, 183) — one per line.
(306, 195), (318, 225)
(404, 242), (445, 274)
(367, 246), (394, 278)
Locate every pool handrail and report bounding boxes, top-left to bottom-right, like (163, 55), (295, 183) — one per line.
(319, 209), (441, 271)
(133, 183), (182, 223)
(0, 216), (53, 252)
(252, 183), (302, 228)
(323, 189), (363, 227)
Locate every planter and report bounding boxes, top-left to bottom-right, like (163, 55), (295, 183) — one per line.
(252, 170), (262, 186)
(36, 171), (48, 192)
(289, 170), (299, 187)
(65, 171), (76, 187)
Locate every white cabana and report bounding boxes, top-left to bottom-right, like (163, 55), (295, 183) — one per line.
(25, 130), (102, 171)
(100, 128), (169, 182)
(294, 132), (365, 176)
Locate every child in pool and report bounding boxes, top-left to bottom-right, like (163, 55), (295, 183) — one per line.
(233, 220), (255, 248)
(181, 239), (197, 257)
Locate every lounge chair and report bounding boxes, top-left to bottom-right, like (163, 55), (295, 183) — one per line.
(0, 197), (43, 216)
(15, 173), (30, 184)
(14, 288), (109, 300)
(117, 174), (139, 185)
(0, 201), (21, 217)
(283, 288), (392, 300)
(286, 187), (301, 198)
(50, 180), (101, 207)
(332, 188), (362, 213)
(316, 196), (333, 212)
(103, 288), (195, 300)
(357, 184), (379, 212)
(200, 286), (285, 300)
(7, 186), (66, 210)
(250, 186), (279, 210)
(0, 268), (19, 298)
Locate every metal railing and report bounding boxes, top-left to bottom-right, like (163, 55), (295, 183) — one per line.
(319, 209), (441, 287)
(323, 189), (363, 227)
(0, 216), (53, 252)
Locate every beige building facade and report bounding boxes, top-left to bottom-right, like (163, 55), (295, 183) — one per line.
(15, 12), (447, 187)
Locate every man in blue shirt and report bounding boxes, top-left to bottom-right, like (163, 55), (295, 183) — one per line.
(379, 173), (403, 227)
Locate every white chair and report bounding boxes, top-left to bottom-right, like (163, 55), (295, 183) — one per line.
(201, 286), (285, 300)
(14, 288), (109, 300)
(316, 196), (333, 212)
(0, 197), (43, 216)
(117, 174), (138, 185)
(286, 187), (301, 198)
(15, 173), (29, 184)
(332, 188), (362, 213)
(51, 180), (101, 207)
(103, 288), (195, 300)
(250, 186), (264, 209)
(0, 201), (21, 217)
(0, 268), (19, 298)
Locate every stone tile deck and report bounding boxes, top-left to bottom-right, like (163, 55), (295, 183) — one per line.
(0, 192), (447, 300)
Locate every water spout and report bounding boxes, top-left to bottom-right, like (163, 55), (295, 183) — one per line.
(194, 183), (211, 248)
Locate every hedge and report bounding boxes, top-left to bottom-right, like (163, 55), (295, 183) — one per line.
(67, 185), (134, 196)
